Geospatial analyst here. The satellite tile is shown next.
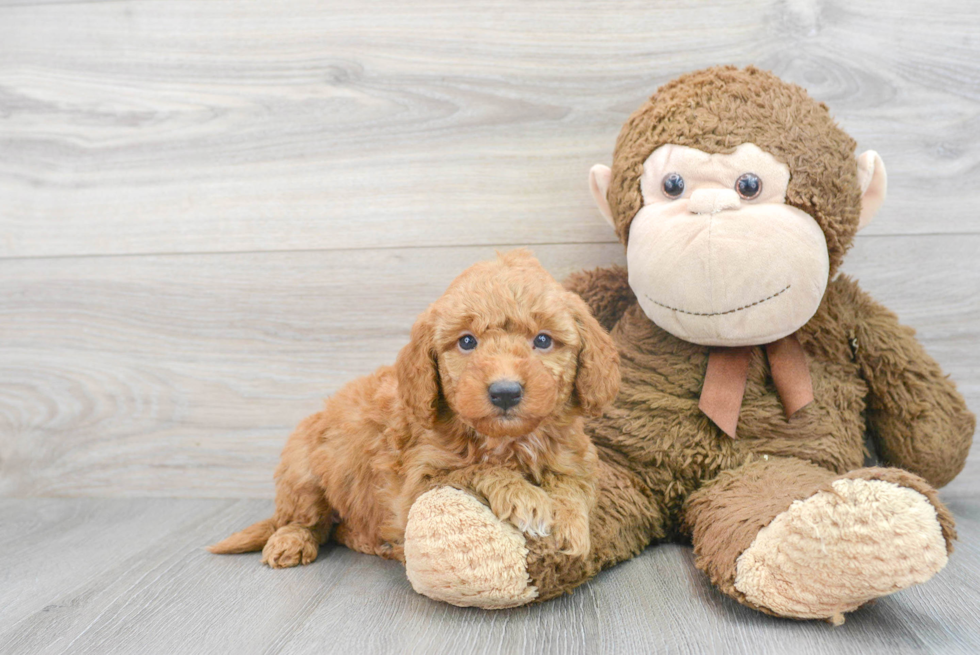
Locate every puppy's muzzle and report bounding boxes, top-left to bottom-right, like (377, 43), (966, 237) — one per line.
(488, 380), (523, 411)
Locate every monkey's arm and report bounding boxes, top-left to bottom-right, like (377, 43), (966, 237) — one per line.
(563, 265), (635, 331)
(842, 276), (975, 488)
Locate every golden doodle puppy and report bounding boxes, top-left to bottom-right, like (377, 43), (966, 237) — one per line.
(210, 250), (620, 568)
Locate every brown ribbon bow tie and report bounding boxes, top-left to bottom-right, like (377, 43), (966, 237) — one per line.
(698, 333), (814, 438)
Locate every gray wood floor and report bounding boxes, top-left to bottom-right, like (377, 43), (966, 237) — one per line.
(0, 494), (979, 655)
(1, 0), (979, 653)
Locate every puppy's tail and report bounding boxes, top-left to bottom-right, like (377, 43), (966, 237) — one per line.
(208, 518), (277, 554)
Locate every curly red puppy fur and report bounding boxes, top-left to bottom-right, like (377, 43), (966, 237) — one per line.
(209, 250), (620, 567)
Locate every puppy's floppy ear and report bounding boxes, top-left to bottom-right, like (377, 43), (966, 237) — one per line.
(567, 292), (620, 416)
(395, 308), (441, 429)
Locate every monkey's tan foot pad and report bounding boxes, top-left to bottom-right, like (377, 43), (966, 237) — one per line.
(261, 525), (319, 568)
(734, 478), (948, 622)
(404, 486), (538, 609)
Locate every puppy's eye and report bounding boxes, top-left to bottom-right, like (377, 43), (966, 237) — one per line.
(661, 173), (685, 198)
(735, 173), (762, 200)
(532, 333), (553, 350)
(457, 334), (478, 352)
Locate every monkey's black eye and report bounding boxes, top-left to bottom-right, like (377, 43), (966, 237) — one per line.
(736, 173), (762, 200)
(661, 173), (685, 198)
(532, 333), (553, 350)
(458, 334), (478, 351)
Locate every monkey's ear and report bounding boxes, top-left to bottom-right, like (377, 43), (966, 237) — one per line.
(589, 164), (615, 230)
(395, 309), (440, 429)
(856, 150), (887, 231)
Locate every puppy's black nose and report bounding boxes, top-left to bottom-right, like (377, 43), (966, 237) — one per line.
(488, 380), (523, 410)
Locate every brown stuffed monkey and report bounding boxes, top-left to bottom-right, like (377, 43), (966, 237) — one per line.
(402, 66), (975, 623)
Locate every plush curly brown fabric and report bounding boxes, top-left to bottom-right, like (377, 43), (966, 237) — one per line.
(608, 65), (861, 275)
(527, 263), (973, 618)
(517, 67), (975, 618)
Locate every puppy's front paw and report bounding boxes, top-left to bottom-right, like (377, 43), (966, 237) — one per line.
(551, 502), (590, 558)
(261, 525), (319, 568)
(486, 482), (553, 538)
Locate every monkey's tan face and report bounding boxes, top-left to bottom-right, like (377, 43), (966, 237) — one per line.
(626, 143), (830, 346)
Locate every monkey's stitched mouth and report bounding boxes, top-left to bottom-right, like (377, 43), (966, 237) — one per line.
(644, 284), (791, 317)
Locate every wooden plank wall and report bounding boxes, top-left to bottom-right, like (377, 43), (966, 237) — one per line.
(0, 0), (977, 498)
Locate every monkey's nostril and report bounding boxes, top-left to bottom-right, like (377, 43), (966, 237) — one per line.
(488, 380), (523, 410)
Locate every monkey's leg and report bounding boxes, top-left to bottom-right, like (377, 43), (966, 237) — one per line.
(403, 457), (663, 609)
(684, 456), (955, 623)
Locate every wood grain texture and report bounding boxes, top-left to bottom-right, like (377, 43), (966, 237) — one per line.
(0, 236), (976, 499)
(1, 0), (979, 259)
(0, 497), (978, 654)
(0, 243), (625, 497)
